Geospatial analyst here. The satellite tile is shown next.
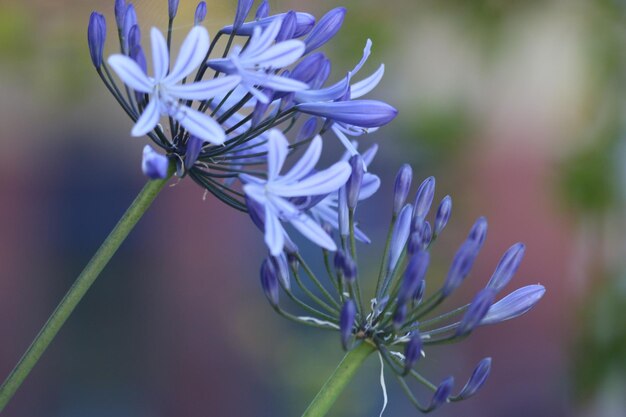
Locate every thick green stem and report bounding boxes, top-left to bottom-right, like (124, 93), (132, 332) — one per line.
(0, 174), (171, 412)
(301, 342), (376, 417)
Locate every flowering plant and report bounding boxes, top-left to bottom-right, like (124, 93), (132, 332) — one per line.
(0, 1), (544, 415)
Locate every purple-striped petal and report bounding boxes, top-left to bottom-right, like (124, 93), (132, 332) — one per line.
(164, 26), (210, 84)
(351, 64), (385, 98)
(150, 27), (169, 81)
(167, 75), (241, 100)
(265, 207), (285, 256)
(290, 212), (337, 251)
(141, 145), (169, 179)
(304, 7), (346, 54)
(131, 99), (160, 136)
(173, 105), (225, 144)
(243, 40), (305, 69)
(481, 285), (545, 326)
(271, 161), (351, 197)
(298, 100), (398, 128)
(267, 130), (289, 180)
(282, 135), (322, 182)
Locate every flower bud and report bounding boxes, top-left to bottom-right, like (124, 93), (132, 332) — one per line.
(141, 145), (169, 179)
(388, 204), (412, 271)
(296, 118), (318, 142)
(87, 12), (106, 68)
(392, 303), (407, 329)
(403, 331), (423, 374)
(434, 195), (452, 236)
(340, 300), (356, 350)
(347, 155), (364, 209)
(412, 176), (435, 222)
(255, 0), (270, 19)
(276, 10), (297, 42)
(468, 216), (488, 249)
(486, 243), (525, 292)
(291, 53), (326, 84)
(270, 253), (291, 290)
(456, 288), (496, 337)
(427, 377), (454, 412)
(114, 0), (126, 29)
(481, 285), (545, 326)
(334, 249), (356, 283)
(441, 240), (480, 297)
(393, 164), (412, 215)
(234, 0), (254, 29)
(185, 136), (203, 169)
(397, 250), (430, 306)
(260, 259), (279, 307)
(304, 7), (346, 54)
(168, 0), (180, 20)
(194, 1), (207, 25)
(455, 358), (491, 400)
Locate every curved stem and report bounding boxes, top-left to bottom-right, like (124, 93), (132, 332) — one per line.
(0, 172), (172, 412)
(301, 342), (376, 417)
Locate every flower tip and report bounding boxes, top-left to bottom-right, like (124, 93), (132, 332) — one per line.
(87, 12), (106, 68)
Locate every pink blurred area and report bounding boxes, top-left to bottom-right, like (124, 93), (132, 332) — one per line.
(1, 0), (624, 416)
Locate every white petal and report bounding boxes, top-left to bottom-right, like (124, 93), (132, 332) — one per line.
(267, 130), (289, 180)
(244, 72), (308, 92)
(272, 161), (351, 197)
(265, 206), (285, 256)
(245, 17), (282, 58)
(165, 26), (210, 84)
(167, 75), (241, 100)
(107, 55), (153, 93)
(290, 213), (337, 251)
(242, 40), (305, 69)
(351, 64), (385, 99)
(281, 135), (322, 182)
(174, 105), (225, 144)
(131, 99), (161, 136)
(150, 27), (169, 80)
(359, 174), (380, 200)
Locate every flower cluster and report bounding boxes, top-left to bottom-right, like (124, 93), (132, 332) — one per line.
(88, 0), (396, 212)
(255, 155), (545, 412)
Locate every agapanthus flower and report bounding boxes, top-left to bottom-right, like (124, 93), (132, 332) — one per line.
(256, 165), (545, 413)
(88, 0), (396, 214)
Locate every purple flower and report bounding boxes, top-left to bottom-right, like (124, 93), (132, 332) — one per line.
(340, 300), (356, 350)
(108, 26), (241, 143)
(434, 195), (452, 236)
(260, 259), (280, 307)
(297, 100), (398, 128)
(427, 377), (454, 412)
(481, 285), (545, 325)
(233, 0), (255, 29)
(453, 358), (491, 400)
(456, 288), (496, 337)
(194, 1), (207, 25)
(393, 164), (413, 216)
(241, 130), (351, 255)
(303, 7), (346, 54)
(222, 12), (316, 38)
(403, 332), (423, 374)
(168, 0), (180, 20)
(486, 243), (526, 292)
(412, 176), (435, 224)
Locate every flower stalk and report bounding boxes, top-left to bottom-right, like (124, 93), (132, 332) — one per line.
(301, 342), (376, 417)
(0, 167), (173, 412)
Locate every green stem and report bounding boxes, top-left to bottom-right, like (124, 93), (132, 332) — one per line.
(301, 342), (376, 417)
(0, 173), (172, 412)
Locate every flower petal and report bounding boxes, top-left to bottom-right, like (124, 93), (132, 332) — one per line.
(480, 285), (545, 325)
(174, 105), (225, 144)
(108, 54), (153, 92)
(267, 130), (289, 180)
(265, 205), (285, 256)
(243, 40), (305, 69)
(245, 17), (282, 57)
(131, 99), (161, 136)
(359, 173), (380, 200)
(150, 27), (169, 80)
(282, 135), (322, 182)
(244, 71), (308, 92)
(164, 26), (210, 84)
(289, 212), (337, 251)
(351, 64), (385, 99)
(271, 161), (351, 197)
(167, 75), (241, 100)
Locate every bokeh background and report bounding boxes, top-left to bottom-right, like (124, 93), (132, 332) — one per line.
(1, 0), (626, 416)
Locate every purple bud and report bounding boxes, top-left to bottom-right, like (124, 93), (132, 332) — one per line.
(129, 44), (147, 74)
(486, 243), (525, 292)
(455, 358), (491, 400)
(114, 0), (126, 29)
(123, 4), (137, 51)
(347, 155), (364, 209)
(276, 10), (297, 42)
(311, 57), (332, 89)
(456, 288), (496, 337)
(434, 195), (452, 236)
(234, 0), (254, 29)
(287, 252), (299, 269)
(270, 253), (291, 290)
(398, 250), (430, 306)
(412, 279), (426, 305)
(468, 216), (488, 248)
(185, 136), (204, 169)
(393, 164), (413, 216)
(304, 7), (346, 54)
(245, 194), (265, 231)
(141, 145), (169, 179)
(87, 12), (106, 68)
(340, 300), (356, 350)
(127, 24), (141, 50)
(388, 205), (412, 270)
(297, 100), (398, 128)
(420, 221), (432, 247)
(407, 232), (421, 256)
(291, 53), (326, 84)
(194, 1), (207, 25)
(427, 377), (454, 412)
(255, 0), (270, 19)
(338, 186), (348, 237)
(481, 285), (545, 325)
(168, 0), (180, 20)
(296, 117), (318, 142)
(334, 250), (356, 283)
(260, 259), (279, 307)
(412, 176), (435, 222)
(441, 240), (481, 297)
(403, 331), (422, 374)
(392, 303), (407, 329)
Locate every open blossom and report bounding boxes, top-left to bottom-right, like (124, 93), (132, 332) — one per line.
(241, 130), (351, 255)
(108, 26), (241, 144)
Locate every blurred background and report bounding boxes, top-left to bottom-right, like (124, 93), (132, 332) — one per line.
(1, 0), (625, 416)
